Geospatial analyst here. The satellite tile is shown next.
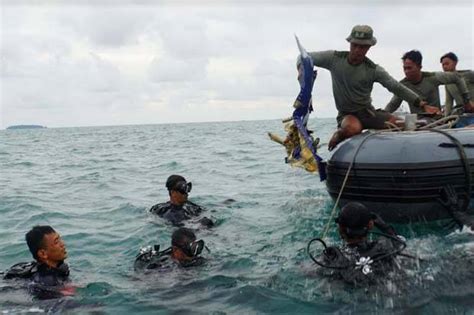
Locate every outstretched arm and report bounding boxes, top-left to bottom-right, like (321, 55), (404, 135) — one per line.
(385, 95), (403, 113)
(375, 66), (423, 111)
(308, 50), (335, 70)
(435, 72), (471, 104)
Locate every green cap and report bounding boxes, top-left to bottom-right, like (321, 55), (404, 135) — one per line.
(346, 25), (377, 46)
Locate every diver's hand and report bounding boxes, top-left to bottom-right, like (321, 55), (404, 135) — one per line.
(372, 213), (397, 236)
(199, 217), (214, 228)
(60, 285), (76, 296)
(323, 246), (338, 260)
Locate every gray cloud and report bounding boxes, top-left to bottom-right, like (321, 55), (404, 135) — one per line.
(1, 1), (472, 128)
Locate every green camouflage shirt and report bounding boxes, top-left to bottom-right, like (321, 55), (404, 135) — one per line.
(309, 50), (420, 113)
(385, 71), (471, 114)
(445, 70), (474, 114)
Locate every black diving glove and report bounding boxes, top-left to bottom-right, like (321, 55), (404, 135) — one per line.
(199, 217), (214, 228)
(372, 213), (397, 236)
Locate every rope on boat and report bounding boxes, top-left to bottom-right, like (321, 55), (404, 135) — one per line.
(418, 115), (460, 130)
(384, 121), (403, 131)
(320, 131), (382, 239)
(428, 129), (472, 213)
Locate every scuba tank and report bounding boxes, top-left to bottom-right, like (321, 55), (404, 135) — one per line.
(134, 245), (172, 271)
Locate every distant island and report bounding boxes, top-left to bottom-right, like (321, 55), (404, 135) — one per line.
(6, 125), (47, 130)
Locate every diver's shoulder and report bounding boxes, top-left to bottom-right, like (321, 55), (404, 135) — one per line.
(179, 256), (207, 268)
(3, 261), (38, 280)
(150, 201), (172, 215)
(185, 200), (204, 209)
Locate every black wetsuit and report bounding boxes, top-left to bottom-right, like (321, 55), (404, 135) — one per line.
(134, 247), (205, 272)
(29, 262), (70, 299)
(3, 261), (70, 300)
(150, 201), (204, 226)
(321, 238), (402, 286)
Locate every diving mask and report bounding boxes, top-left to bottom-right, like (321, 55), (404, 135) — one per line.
(182, 239), (205, 257)
(174, 181), (192, 195)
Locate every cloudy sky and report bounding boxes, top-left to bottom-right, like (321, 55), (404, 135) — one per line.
(1, 0), (472, 128)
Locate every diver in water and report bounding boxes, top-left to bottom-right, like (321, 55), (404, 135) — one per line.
(3, 225), (74, 299)
(150, 175), (214, 228)
(134, 227), (207, 271)
(308, 202), (406, 286)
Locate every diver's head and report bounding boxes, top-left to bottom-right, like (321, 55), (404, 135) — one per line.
(171, 228), (205, 263)
(166, 174), (192, 206)
(335, 202), (374, 244)
(25, 225), (67, 268)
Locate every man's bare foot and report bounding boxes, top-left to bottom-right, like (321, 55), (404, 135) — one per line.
(328, 130), (343, 151)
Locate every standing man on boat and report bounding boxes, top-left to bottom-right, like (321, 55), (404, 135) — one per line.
(150, 175), (214, 228)
(385, 50), (472, 115)
(308, 25), (427, 151)
(439, 52), (474, 114)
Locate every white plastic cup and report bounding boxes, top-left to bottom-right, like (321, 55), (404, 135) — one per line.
(405, 114), (417, 131)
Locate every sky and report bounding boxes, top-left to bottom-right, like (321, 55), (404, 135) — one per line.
(1, 0), (473, 128)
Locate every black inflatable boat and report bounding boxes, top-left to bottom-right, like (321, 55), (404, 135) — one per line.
(326, 128), (474, 223)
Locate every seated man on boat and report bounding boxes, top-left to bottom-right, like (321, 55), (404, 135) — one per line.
(385, 50), (472, 117)
(439, 52), (474, 115)
(308, 202), (406, 286)
(134, 227), (207, 271)
(308, 25), (426, 151)
(150, 175), (214, 228)
(3, 225), (75, 299)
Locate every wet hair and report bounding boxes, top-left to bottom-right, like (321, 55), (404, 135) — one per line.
(402, 50), (423, 67)
(166, 175), (186, 191)
(171, 228), (196, 249)
(440, 52), (458, 63)
(335, 202), (374, 238)
(25, 225), (56, 260)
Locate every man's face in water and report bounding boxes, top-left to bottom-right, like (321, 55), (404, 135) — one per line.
(38, 232), (67, 267)
(170, 189), (188, 205)
(348, 43), (371, 65)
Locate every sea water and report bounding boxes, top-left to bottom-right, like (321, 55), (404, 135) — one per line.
(1, 119), (473, 314)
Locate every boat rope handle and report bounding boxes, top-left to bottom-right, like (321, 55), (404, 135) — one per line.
(429, 129), (472, 213)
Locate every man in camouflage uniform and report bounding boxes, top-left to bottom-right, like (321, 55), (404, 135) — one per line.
(439, 52), (474, 114)
(385, 50), (472, 115)
(308, 25), (426, 151)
